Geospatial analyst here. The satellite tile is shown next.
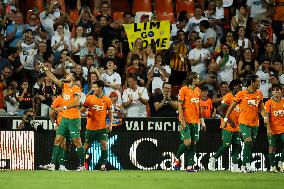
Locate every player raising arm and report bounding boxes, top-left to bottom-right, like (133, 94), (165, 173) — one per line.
(174, 72), (206, 172)
(39, 61), (85, 171)
(222, 75), (267, 173)
(265, 84), (284, 173)
(208, 79), (242, 172)
(80, 80), (113, 171)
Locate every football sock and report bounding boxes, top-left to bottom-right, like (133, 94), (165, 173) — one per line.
(231, 144), (241, 164)
(243, 141), (252, 164)
(213, 144), (229, 160)
(101, 150), (108, 165)
(188, 144), (196, 166)
(176, 144), (186, 160)
(269, 153), (275, 167)
(59, 147), (66, 166)
(77, 146), (85, 166)
(51, 145), (61, 165)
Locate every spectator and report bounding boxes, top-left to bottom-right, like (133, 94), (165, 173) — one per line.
(187, 5), (207, 36)
(100, 45), (124, 75)
(247, 0), (267, 19)
(215, 43), (237, 83)
(145, 44), (156, 69)
(85, 70), (101, 95)
(237, 48), (258, 80)
(223, 31), (239, 58)
(95, 1), (112, 21)
(16, 79), (33, 116)
(51, 24), (71, 64)
(111, 38), (123, 58)
(147, 53), (171, 94)
(200, 20), (218, 54)
(169, 30), (190, 86)
(101, 60), (121, 98)
(263, 42), (281, 62)
(5, 11), (28, 48)
(0, 72), (7, 114)
(213, 81), (229, 110)
(236, 26), (252, 50)
(188, 37), (211, 78)
(75, 6), (96, 34)
(153, 82), (178, 117)
(231, 5), (248, 32)
(126, 54), (147, 87)
(71, 25), (86, 58)
(268, 73), (281, 98)
(95, 15), (110, 34)
(171, 16), (188, 41)
(28, 12), (48, 43)
(256, 59), (272, 101)
(108, 91), (125, 127)
(34, 75), (59, 116)
(122, 75), (149, 117)
(98, 19), (121, 53)
(3, 80), (19, 116)
(127, 38), (146, 66)
(272, 60), (284, 84)
(39, 1), (61, 41)
(200, 85), (215, 118)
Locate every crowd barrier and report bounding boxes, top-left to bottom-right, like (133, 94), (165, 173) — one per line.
(0, 117), (278, 171)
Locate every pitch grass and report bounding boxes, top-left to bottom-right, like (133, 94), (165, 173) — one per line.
(0, 170), (284, 189)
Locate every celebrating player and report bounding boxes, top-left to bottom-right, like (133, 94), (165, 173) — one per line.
(80, 80), (113, 171)
(265, 84), (284, 173)
(208, 79), (242, 172)
(39, 61), (85, 171)
(174, 72), (206, 172)
(222, 75), (267, 173)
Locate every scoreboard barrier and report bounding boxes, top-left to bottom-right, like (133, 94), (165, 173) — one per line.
(0, 117), (279, 171)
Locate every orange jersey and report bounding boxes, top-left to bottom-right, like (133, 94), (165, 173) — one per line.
(178, 86), (201, 124)
(234, 90), (263, 127)
(200, 98), (213, 118)
(51, 96), (64, 125)
(265, 98), (284, 134)
(61, 83), (81, 119)
(83, 95), (112, 130)
(221, 92), (240, 132)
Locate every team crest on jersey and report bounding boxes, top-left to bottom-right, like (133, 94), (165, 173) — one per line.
(273, 110), (284, 116)
(191, 98), (199, 103)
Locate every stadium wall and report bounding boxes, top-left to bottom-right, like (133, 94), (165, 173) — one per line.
(0, 117), (279, 171)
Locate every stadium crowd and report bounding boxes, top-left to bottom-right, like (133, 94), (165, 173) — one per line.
(0, 0), (283, 120)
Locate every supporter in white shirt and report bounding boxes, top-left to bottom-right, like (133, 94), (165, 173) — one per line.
(39, 2), (61, 40)
(187, 5), (207, 36)
(101, 60), (122, 101)
(147, 53), (171, 93)
(236, 26), (252, 50)
(51, 24), (71, 52)
(19, 29), (37, 71)
(171, 17), (188, 39)
(256, 59), (271, 99)
(188, 37), (211, 78)
(122, 76), (149, 117)
(200, 20), (218, 53)
(246, 0), (267, 18)
(71, 26), (87, 56)
(145, 44), (156, 69)
(216, 44), (237, 83)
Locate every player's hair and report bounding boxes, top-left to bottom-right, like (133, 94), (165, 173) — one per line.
(70, 71), (80, 82)
(184, 72), (199, 86)
(229, 79), (242, 91)
(94, 80), (105, 90)
(200, 85), (209, 92)
(246, 74), (259, 87)
(271, 84), (282, 91)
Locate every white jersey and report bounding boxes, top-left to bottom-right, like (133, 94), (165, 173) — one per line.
(188, 48), (210, 75)
(187, 16), (207, 33)
(101, 71), (122, 103)
(20, 41), (36, 70)
(216, 55), (237, 83)
(256, 70), (271, 98)
(150, 65), (171, 93)
(122, 87), (149, 117)
(71, 37), (86, 55)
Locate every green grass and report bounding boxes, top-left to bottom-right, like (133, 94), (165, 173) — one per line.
(0, 170), (284, 189)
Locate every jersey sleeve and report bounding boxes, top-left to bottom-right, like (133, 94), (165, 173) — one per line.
(265, 100), (271, 114)
(73, 85), (81, 96)
(221, 94), (231, 106)
(178, 87), (185, 103)
(83, 96), (90, 108)
(51, 97), (61, 109)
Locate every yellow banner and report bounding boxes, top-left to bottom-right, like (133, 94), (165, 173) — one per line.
(123, 21), (170, 50)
